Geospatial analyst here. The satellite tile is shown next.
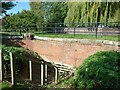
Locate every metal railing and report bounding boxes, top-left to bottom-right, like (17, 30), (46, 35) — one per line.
(1, 22), (120, 38)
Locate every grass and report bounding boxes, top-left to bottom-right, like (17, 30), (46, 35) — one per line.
(0, 81), (34, 90)
(35, 33), (119, 41)
(0, 32), (21, 36)
(1, 32), (119, 41)
(0, 81), (10, 90)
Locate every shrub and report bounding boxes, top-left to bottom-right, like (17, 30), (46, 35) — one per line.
(1, 45), (41, 78)
(74, 51), (120, 88)
(1, 45), (27, 78)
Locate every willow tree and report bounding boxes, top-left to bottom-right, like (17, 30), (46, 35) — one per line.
(64, 2), (82, 27)
(64, 2), (120, 27)
(108, 2), (120, 26)
(64, 2), (98, 27)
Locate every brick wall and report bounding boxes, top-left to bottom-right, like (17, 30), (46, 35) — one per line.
(3, 39), (118, 67)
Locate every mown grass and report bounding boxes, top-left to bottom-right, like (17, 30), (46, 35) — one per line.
(1, 32), (119, 41)
(35, 33), (119, 41)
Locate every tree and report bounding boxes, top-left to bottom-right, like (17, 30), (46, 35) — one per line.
(64, 2), (120, 27)
(3, 2), (44, 33)
(2, 10), (38, 33)
(41, 2), (68, 23)
(30, 2), (43, 31)
(41, 2), (68, 31)
(64, 2), (82, 27)
(1, 2), (16, 16)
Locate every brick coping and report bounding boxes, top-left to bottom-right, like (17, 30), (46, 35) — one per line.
(34, 36), (119, 46)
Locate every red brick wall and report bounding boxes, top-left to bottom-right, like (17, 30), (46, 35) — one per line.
(3, 40), (118, 67)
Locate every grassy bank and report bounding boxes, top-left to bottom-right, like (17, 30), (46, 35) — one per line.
(1, 32), (119, 41)
(35, 33), (119, 41)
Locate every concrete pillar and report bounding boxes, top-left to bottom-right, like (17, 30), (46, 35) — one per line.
(0, 49), (3, 83)
(29, 60), (32, 81)
(10, 52), (16, 85)
(41, 64), (44, 85)
(55, 67), (58, 83)
(45, 65), (47, 82)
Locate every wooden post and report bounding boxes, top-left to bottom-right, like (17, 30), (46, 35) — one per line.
(45, 65), (47, 83)
(41, 64), (44, 85)
(29, 60), (32, 81)
(0, 50), (3, 83)
(10, 52), (16, 85)
(55, 67), (58, 83)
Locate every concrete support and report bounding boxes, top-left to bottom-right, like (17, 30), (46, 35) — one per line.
(41, 64), (44, 85)
(10, 52), (16, 85)
(29, 60), (32, 81)
(0, 50), (3, 83)
(45, 65), (47, 82)
(55, 67), (58, 83)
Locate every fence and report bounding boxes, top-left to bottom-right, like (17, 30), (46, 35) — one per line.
(1, 22), (120, 38)
(42, 22), (120, 36)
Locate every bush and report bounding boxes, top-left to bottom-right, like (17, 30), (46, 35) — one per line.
(1, 45), (41, 78)
(1, 45), (27, 78)
(73, 51), (120, 88)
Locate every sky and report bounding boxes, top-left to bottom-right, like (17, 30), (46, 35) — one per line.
(7, 1), (30, 14)
(4, 0), (120, 15)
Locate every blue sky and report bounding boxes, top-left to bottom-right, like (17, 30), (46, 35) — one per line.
(7, 2), (30, 14)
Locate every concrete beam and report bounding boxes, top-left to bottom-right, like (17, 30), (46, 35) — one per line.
(41, 64), (44, 85)
(55, 67), (58, 83)
(0, 50), (3, 83)
(10, 52), (16, 85)
(29, 60), (32, 81)
(45, 65), (47, 83)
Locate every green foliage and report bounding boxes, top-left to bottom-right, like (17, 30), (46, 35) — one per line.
(1, 44), (43, 81)
(1, 2), (16, 16)
(41, 2), (68, 23)
(64, 2), (81, 27)
(61, 77), (75, 88)
(0, 81), (10, 90)
(1, 45), (27, 76)
(1, 44), (41, 62)
(1, 45), (27, 61)
(73, 51), (120, 88)
(2, 2), (68, 33)
(64, 2), (120, 27)
(2, 2), (120, 32)
(2, 2), (43, 33)
(2, 10), (38, 33)
(41, 2), (68, 31)
(30, 2), (43, 30)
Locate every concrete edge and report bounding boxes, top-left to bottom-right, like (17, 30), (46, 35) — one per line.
(34, 36), (119, 46)
(40, 55), (75, 70)
(1, 36), (23, 39)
